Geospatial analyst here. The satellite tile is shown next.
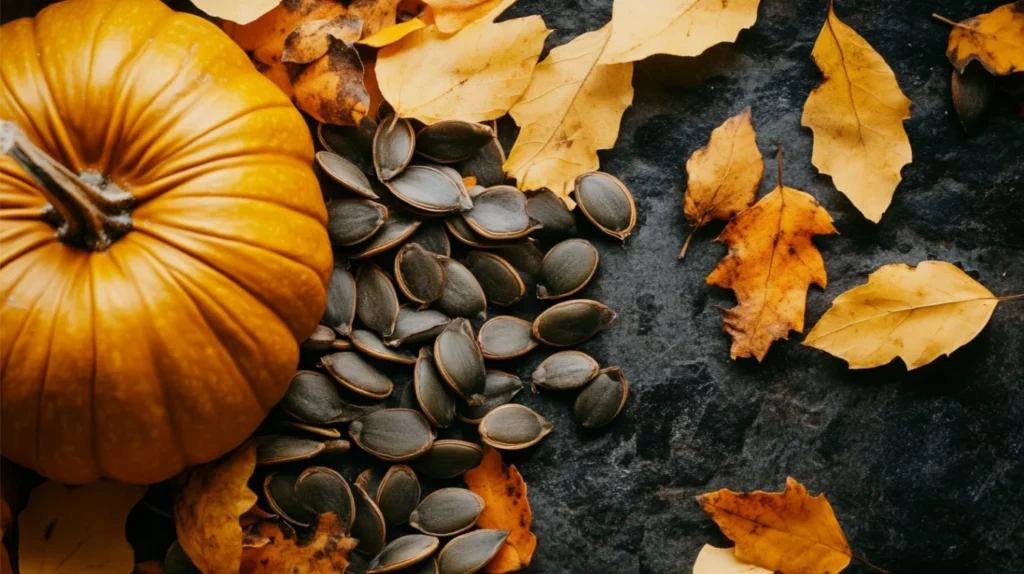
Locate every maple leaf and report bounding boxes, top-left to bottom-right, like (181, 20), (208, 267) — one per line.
(192, 0), (282, 25)
(376, 0), (549, 124)
(240, 514), (357, 574)
(801, 1), (912, 223)
(600, 0), (761, 64)
(706, 147), (836, 361)
(697, 477), (852, 574)
(464, 447), (536, 573)
(681, 107), (763, 259)
(935, 2), (1024, 76)
(804, 261), (1022, 370)
(425, 0), (504, 33)
(692, 545), (772, 574)
(503, 24), (633, 203)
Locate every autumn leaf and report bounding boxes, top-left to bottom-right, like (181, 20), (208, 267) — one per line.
(293, 38), (371, 124)
(801, 1), (912, 223)
(425, 0), (503, 33)
(706, 148), (836, 361)
(504, 24), (634, 202)
(692, 545), (772, 574)
(174, 442), (258, 574)
(600, 0), (761, 64)
(464, 447), (536, 573)
(192, 0), (282, 25)
(349, 0), (403, 36)
(376, 0), (549, 124)
(680, 107), (763, 259)
(358, 17), (429, 48)
(240, 514), (357, 574)
(935, 2), (1024, 76)
(19, 480), (145, 574)
(281, 11), (362, 65)
(698, 477), (852, 574)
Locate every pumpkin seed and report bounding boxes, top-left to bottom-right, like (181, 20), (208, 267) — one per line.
(466, 251), (525, 307)
(376, 464), (421, 528)
(302, 324), (337, 351)
(396, 243), (447, 305)
(416, 120), (493, 163)
(433, 319), (486, 404)
(526, 188), (577, 240)
(461, 186), (540, 240)
(294, 466), (355, 531)
(263, 472), (315, 526)
(347, 552), (371, 574)
(366, 534), (440, 574)
(386, 165), (472, 214)
(455, 136), (506, 188)
(436, 530), (509, 574)
(478, 404), (553, 450)
(411, 440), (484, 479)
(323, 438), (352, 456)
(537, 239), (599, 299)
(319, 352), (394, 399)
(355, 466), (385, 499)
(349, 409), (436, 461)
(387, 306), (451, 347)
(351, 329), (417, 365)
(274, 419), (343, 438)
(350, 211), (422, 259)
(574, 367), (628, 428)
(409, 222), (451, 256)
(457, 371), (523, 424)
(409, 488), (485, 537)
(435, 259), (488, 320)
(466, 184), (486, 199)
(399, 381), (419, 410)
(476, 316), (538, 360)
(319, 123), (374, 174)
(356, 265), (400, 337)
(374, 115), (416, 181)
(530, 351), (599, 392)
(332, 338), (353, 351)
(404, 557), (439, 574)
(282, 370), (383, 424)
(323, 265), (357, 336)
(436, 165), (473, 198)
(573, 171), (637, 240)
(443, 215), (522, 249)
(494, 243), (544, 276)
(532, 299), (616, 347)
(316, 151), (379, 199)
(256, 435), (325, 465)
(352, 485), (387, 555)
(328, 199), (389, 246)
(415, 348), (457, 428)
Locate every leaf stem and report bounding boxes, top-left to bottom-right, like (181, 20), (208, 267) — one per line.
(931, 13), (962, 28)
(776, 142), (784, 188)
(852, 553), (889, 574)
(679, 228), (696, 259)
(997, 293), (1024, 302)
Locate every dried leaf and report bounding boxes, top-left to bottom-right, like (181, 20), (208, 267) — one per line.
(253, 59), (300, 99)
(19, 480), (145, 574)
(426, 0), (503, 33)
(192, 0), (282, 25)
(698, 478), (852, 574)
(680, 107), (763, 259)
(464, 447), (536, 572)
(349, 0), (403, 37)
(294, 38), (372, 125)
(377, 0), (549, 124)
(504, 24), (634, 201)
(174, 442), (258, 574)
(692, 545), (772, 574)
(358, 17), (429, 47)
(940, 2), (1024, 76)
(282, 12), (363, 64)
(801, 1), (912, 223)
(804, 261), (1013, 370)
(600, 0), (761, 64)
(240, 514), (357, 574)
(706, 149), (836, 361)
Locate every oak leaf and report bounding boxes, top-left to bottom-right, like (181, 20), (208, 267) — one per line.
(681, 107), (763, 259)
(239, 514), (357, 574)
(192, 0), (282, 25)
(425, 0), (503, 33)
(18, 480), (145, 574)
(504, 24), (634, 202)
(706, 150), (836, 361)
(698, 478), (852, 574)
(938, 2), (1024, 76)
(464, 447), (536, 573)
(174, 442), (258, 574)
(376, 0), (549, 124)
(803, 261), (1019, 370)
(801, 1), (912, 223)
(600, 0), (761, 64)
(692, 545), (772, 574)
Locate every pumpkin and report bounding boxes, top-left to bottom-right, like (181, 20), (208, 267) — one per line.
(0, 0), (332, 484)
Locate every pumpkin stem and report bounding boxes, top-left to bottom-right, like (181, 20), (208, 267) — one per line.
(1, 120), (133, 251)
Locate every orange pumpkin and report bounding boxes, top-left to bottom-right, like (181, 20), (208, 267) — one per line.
(0, 0), (332, 484)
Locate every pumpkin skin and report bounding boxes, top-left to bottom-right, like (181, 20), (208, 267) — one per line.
(0, 0), (332, 484)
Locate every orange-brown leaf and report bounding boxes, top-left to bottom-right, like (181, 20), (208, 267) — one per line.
(294, 38), (371, 125)
(174, 442), (258, 574)
(240, 514), (357, 574)
(282, 12), (363, 64)
(944, 2), (1024, 76)
(697, 477), (852, 574)
(464, 447), (536, 572)
(349, 0), (403, 36)
(224, 0), (338, 65)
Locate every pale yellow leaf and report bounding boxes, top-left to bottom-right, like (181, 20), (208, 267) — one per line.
(192, 0), (282, 25)
(426, 0), (504, 33)
(358, 17), (428, 47)
(693, 545), (772, 574)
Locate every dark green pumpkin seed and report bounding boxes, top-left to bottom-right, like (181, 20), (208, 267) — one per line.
(387, 306), (451, 347)
(532, 299), (616, 347)
(436, 530), (509, 574)
(409, 222), (451, 256)
(263, 472), (315, 526)
(396, 243), (447, 305)
(273, 419), (342, 439)
(302, 324), (337, 351)
(443, 216), (522, 249)
(526, 188), (576, 240)
(466, 251), (525, 307)
(455, 137), (506, 188)
(319, 352), (393, 399)
(355, 466), (385, 499)
(374, 115), (416, 181)
(416, 120), (493, 163)
(356, 265), (399, 337)
(478, 404), (553, 450)
(411, 440), (484, 479)
(319, 122), (374, 174)
(399, 381), (419, 410)
(573, 171), (637, 240)
(328, 200), (389, 246)
(387, 165), (471, 214)
(352, 485), (387, 555)
(415, 348), (457, 428)
(323, 265), (357, 336)
(347, 552), (370, 574)
(349, 409), (436, 461)
(461, 186), (540, 240)
(495, 243), (544, 276)
(351, 329), (417, 365)
(282, 370), (383, 424)
(317, 151), (379, 199)
(366, 534), (439, 574)
(433, 319), (486, 404)
(537, 239), (599, 299)
(476, 316), (538, 360)
(435, 259), (487, 320)
(294, 466), (355, 531)
(574, 367), (628, 428)
(403, 557), (439, 574)
(256, 435), (325, 465)
(457, 371), (523, 424)
(376, 464), (421, 528)
(350, 211), (422, 259)
(409, 488), (484, 537)
(530, 351), (599, 392)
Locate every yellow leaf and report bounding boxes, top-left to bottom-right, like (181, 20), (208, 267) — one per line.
(692, 545), (772, 574)
(376, 0), (549, 124)
(801, 1), (912, 223)
(600, 0), (761, 64)
(803, 261), (1014, 370)
(706, 149), (836, 361)
(293, 39), (372, 125)
(697, 477), (852, 574)
(240, 514), (357, 573)
(504, 24), (633, 201)
(358, 17), (428, 48)
(680, 107), (763, 259)
(192, 0), (282, 25)
(464, 447), (536, 572)
(349, 0), (403, 37)
(174, 442), (257, 574)
(425, 0), (503, 33)
(19, 480), (145, 574)
(938, 2), (1024, 76)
